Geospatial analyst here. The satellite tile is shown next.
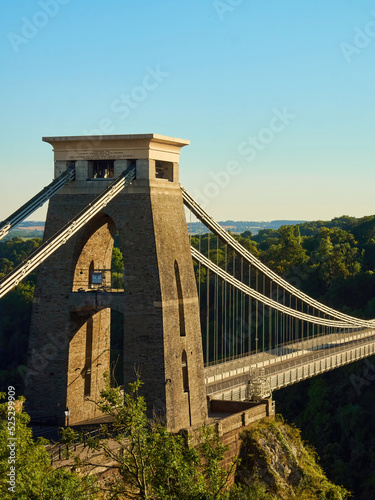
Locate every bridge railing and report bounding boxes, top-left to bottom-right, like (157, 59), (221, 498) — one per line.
(268, 338), (375, 391)
(205, 329), (375, 388)
(47, 425), (119, 463)
(204, 327), (372, 368)
(265, 332), (375, 374)
(206, 333), (375, 399)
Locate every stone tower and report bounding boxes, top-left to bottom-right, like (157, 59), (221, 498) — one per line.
(25, 134), (207, 432)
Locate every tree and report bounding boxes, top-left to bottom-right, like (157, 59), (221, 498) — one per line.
(111, 246), (124, 289)
(234, 235), (259, 257)
(240, 230), (252, 240)
(198, 425), (237, 499)
(61, 376), (237, 500)
(0, 237), (42, 268)
(314, 227), (362, 286)
(0, 282), (36, 392)
(0, 394), (98, 500)
(261, 225), (307, 275)
(111, 246), (124, 274)
(0, 258), (13, 278)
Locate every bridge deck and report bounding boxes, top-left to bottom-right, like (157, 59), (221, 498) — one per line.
(205, 329), (375, 400)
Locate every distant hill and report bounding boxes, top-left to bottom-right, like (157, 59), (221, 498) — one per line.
(2, 221), (45, 241)
(187, 220), (308, 235)
(3, 220), (309, 240)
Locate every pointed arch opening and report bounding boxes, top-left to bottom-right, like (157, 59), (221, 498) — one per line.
(174, 260), (186, 337)
(67, 214), (126, 423)
(72, 214), (124, 292)
(88, 260), (94, 289)
(84, 316), (93, 397)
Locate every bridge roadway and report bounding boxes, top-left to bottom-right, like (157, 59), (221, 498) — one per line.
(205, 328), (375, 401)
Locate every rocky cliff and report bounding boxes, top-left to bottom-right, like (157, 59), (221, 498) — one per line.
(235, 417), (350, 499)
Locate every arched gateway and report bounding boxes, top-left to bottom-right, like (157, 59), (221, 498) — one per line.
(25, 134), (207, 432)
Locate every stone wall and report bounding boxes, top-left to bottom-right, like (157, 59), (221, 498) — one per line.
(209, 399), (273, 476)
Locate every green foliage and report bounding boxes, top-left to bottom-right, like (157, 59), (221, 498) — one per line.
(56, 377), (350, 499)
(0, 258), (13, 277)
(111, 271), (124, 289)
(0, 281), (36, 392)
(228, 482), (275, 499)
(0, 237), (42, 269)
(260, 225), (307, 275)
(79, 376), (237, 499)
(275, 357), (375, 499)
(0, 237), (42, 392)
(313, 227), (362, 285)
(190, 219), (373, 319)
(198, 425), (237, 499)
(0, 394), (98, 499)
(111, 246), (124, 273)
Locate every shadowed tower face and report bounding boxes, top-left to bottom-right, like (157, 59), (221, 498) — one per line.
(25, 134), (207, 432)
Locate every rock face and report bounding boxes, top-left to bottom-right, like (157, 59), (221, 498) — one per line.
(236, 418), (350, 499)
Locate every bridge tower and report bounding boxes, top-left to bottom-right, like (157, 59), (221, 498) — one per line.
(25, 134), (207, 432)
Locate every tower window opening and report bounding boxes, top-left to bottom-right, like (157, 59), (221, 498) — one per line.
(155, 160), (173, 181)
(89, 160), (115, 179)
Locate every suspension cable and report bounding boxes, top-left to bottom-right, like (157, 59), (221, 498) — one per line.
(191, 246), (364, 329)
(0, 167), (75, 240)
(182, 187), (375, 328)
(0, 167), (135, 299)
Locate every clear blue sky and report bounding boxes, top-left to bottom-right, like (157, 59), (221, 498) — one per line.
(1, 0), (375, 222)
